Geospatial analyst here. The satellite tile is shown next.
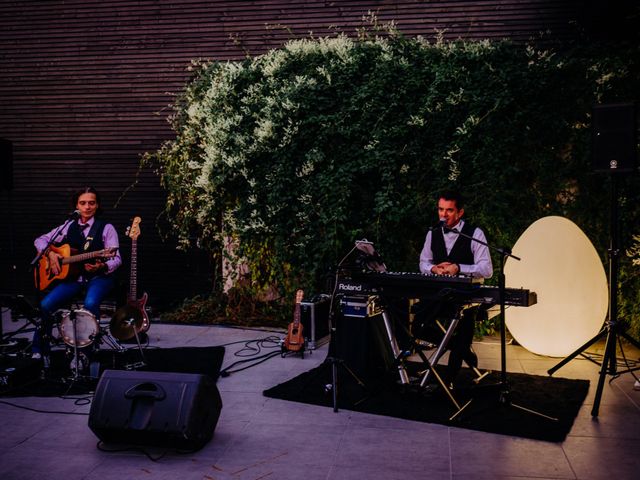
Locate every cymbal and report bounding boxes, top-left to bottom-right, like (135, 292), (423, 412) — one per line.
(110, 305), (143, 340)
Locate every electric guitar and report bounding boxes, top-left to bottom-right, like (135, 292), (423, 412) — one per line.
(35, 244), (118, 291)
(283, 289), (305, 353)
(123, 216), (150, 333)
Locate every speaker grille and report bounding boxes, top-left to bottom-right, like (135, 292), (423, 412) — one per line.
(88, 369), (222, 451)
(592, 102), (637, 173)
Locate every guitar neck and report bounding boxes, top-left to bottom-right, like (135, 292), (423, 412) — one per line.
(293, 303), (301, 326)
(61, 249), (108, 266)
(129, 238), (138, 301)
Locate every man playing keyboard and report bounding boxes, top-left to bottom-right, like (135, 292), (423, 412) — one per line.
(414, 190), (493, 384)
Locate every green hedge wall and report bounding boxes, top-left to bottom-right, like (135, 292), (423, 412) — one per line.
(146, 30), (640, 334)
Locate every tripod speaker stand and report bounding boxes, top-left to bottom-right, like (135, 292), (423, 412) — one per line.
(548, 174), (640, 416)
(548, 102), (640, 417)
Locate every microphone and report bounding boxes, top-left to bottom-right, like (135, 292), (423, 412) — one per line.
(430, 218), (446, 231)
(68, 209), (80, 219)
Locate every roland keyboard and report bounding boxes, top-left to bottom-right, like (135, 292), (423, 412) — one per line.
(336, 271), (537, 307)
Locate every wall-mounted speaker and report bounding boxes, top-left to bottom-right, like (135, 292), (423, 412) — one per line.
(88, 370), (222, 451)
(592, 102), (637, 173)
(0, 138), (12, 190)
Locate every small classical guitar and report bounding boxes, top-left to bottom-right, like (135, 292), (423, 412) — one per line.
(123, 216), (150, 333)
(35, 244), (118, 291)
(283, 289), (305, 353)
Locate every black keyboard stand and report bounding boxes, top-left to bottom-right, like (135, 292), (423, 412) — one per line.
(413, 305), (473, 420)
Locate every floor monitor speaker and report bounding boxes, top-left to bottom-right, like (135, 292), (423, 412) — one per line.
(88, 369), (222, 451)
(592, 102), (637, 173)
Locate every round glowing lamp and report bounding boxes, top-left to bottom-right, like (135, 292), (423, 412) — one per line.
(504, 216), (608, 357)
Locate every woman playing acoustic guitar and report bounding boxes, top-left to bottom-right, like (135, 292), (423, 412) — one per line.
(32, 186), (122, 370)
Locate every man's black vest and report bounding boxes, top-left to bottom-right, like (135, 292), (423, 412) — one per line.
(66, 220), (106, 252)
(66, 220), (107, 278)
(431, 221), (476, 265)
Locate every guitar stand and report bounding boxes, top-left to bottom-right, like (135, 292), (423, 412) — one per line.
(77, 317), (148, 376)
(128, 325), (147, 369)
(94, 328), (125, 352)
(281, 343), (305, 359)
(117, 319), (147, 371)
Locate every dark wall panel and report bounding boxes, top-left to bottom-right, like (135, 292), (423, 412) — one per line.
(0, 0), (583, 310)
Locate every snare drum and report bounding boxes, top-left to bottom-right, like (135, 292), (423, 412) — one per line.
(58, 309), (99, 347)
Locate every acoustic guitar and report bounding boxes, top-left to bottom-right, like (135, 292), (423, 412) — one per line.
(35, 244), (118, 291)
(123, 216), (150, 333)
(283, 289), (305, 353)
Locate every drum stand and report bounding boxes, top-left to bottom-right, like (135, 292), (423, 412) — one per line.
(69, 309), (83, 381)
(65, 308), (148, 381)
(60, 308), (95, 389)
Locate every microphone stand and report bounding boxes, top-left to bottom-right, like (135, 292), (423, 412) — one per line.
(446, 225), (557, 421)
(29, 212), (79, 286)
(27, 212), (78, 366)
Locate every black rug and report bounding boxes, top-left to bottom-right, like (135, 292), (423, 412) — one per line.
(263, 361), (589, 442)
(0, 346), (225, 397)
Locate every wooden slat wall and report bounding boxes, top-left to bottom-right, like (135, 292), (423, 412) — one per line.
(0, 0), (583, 310)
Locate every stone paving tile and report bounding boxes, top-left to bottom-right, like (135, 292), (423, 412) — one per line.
(1, 319), (640, 480)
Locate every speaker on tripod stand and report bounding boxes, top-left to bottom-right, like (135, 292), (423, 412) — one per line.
(548, 101), (640, 417)
(592, 102), (637, 173)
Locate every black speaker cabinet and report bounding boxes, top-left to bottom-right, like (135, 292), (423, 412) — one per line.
(592, 102), (637, 173)
(89, 370), (222, 451)
(0, 138), (12, 190)
(330, 308), (395, 380)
